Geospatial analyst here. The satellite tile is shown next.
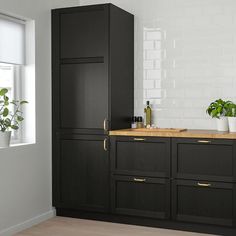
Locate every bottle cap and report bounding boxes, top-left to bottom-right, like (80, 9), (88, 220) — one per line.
(137, 116), (143, 122)
(131, 116), (137, 122)
(146, 101), (150, 105)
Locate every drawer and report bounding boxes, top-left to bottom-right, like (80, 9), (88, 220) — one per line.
(172, 138), (236, 182)
(111, 175), (170, 219)
(110, 136), (170, 177)
(172, 179), (236, 227)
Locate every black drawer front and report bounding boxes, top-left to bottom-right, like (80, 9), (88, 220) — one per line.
(172, 179), (236, 226)
(172, 138), (236, 182)
(111, 175), (170, 219)
(111, 136), (170, 177)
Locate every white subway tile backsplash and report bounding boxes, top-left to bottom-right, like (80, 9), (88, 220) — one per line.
(143, 41), (154, 50)
(146, 50), (162, 60)
(155, 80), (162, 89)
(154, 60), (161, 69)
(146, 31), (161, 40)
(143, 80), (155, 89)
(146, 89), (162, 98)
(147, 70), (161, 79)
(143, 60), (154, 69)
(155, 41), (161, 49)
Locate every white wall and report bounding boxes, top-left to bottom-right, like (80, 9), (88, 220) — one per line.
(0, 0), (79, 235)
(81, 0), (236, 130)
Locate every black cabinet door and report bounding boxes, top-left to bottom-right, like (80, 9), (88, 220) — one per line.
(60, 63), (108, 131)
(172, 179), (236, 227)
(60, 5), (108, 59)
(111, 175), (170, 219)
(172, 138), (236, 182)
(57, 134), (109, 212)
(111, 136), (170, 177)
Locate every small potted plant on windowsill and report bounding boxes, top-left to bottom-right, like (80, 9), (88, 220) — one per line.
(226, 102), (236, 132)
(206, 99), (232, 132)
(0, 88), (28, 147)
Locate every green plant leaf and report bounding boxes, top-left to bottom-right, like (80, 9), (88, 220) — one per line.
(4, 95), (9, 101)
(11, 125), (19, 130)
(17, 116), (24, 121)
(20, 101), (28, 105)
(4, 118), (11, 126)
(3, 108), (9, 117)
(0, 88), (8, 96)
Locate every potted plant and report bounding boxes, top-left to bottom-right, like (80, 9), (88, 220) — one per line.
(206, 99), (232, 132)
(0, 88), (28, 147)
(226, 102), (236, 132)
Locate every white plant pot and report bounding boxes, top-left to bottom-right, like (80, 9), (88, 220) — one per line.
(0, 131), (11, 147)
(228, 117), (236, 132)
(216, 117), (228, 132)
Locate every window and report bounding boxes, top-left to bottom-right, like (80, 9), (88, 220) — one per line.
(0, 14), (26, 143)
(0, 63), (22, 142)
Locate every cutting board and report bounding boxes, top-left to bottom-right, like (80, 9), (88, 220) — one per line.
(133, 128), (187, 132)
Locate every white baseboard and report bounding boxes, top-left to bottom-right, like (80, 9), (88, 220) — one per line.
(0, 209), (55, 236)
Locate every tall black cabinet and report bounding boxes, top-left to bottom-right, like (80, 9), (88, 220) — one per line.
(52, 4), (134, 213)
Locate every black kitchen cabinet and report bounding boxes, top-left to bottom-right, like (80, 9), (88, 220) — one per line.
(111, 175), (170, 219)
(110, 136), (171, 219)
(110, 136), (171, 177)
(52, 3), (236, 234)
(172, 138), (236, 228)
(52, 4), (134, 134)
(52, 4), (134, 212)
(55, 134), (109, 212)
(172, 138), (236, 182)
(172, 179), (236, 227)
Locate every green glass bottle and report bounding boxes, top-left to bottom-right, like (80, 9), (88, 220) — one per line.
(144, 101), (152, 128)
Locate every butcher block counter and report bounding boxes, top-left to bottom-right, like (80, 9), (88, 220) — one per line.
(109, 128), (236, 139)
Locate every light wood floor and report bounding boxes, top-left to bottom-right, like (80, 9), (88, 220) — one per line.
(15, 217), (216, 236)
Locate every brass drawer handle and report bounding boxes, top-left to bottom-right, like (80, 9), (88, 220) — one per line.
(133, 138), (146, 141)
(103, 118), (108, 131)
(197, 182), (211, 187)
(134, 178), (146, 182)
(103, 138), (108, 151)
(197, 140), (211, 144)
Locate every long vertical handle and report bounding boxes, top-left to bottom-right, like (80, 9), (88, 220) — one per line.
(104, 118), (108, 131)
(104, 138), (108, 151)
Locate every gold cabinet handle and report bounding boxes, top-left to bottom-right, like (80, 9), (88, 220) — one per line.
(103, 118), (108, 131)
(133, 138), (146, 141)
(134, 178), (146, 182)
(197, 182), (211, 187)
(197, 140), (211, 143)
(103, 138), (108, 151)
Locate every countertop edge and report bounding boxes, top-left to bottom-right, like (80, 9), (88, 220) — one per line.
(109, 129), (236, 140)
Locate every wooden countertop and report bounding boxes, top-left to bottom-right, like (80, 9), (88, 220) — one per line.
(109, 128), (236, 139)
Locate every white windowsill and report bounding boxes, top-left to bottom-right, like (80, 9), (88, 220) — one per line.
(0, 142), (35, 149)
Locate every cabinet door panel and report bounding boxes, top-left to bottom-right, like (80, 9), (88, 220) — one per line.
(60, 7), (108, 58)
(111, 175), (170, 219)
(172, 138), (236, 182)
(111, 136), (170, 177)
(59, 135), (109, 212)
(172, 179), (236, 226)
(60, 63), (108, 130)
